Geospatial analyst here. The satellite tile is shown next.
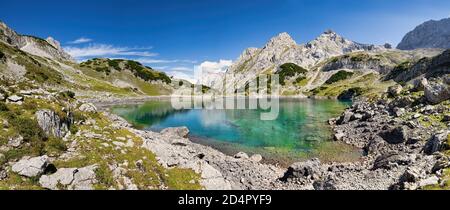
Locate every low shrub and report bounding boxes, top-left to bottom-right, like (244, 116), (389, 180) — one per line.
(325, 71), (354, 84)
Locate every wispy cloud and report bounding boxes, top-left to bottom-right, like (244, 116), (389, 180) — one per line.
(64, 44), (158, 59)
(136, 58), (197, 64)
(171, 66), (193, 72)
(68, 37), (93, 44)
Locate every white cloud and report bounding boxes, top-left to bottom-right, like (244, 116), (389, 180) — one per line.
(68, 37), (93, 44)
(167, 71), (196, 83)
(64, 44), (158, 59)
(196, 60), (232, 74)
(171, 66), (192, 72)
(136, 58), (197, 64)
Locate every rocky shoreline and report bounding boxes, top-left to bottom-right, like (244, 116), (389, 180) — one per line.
(96, 91), (448, 190)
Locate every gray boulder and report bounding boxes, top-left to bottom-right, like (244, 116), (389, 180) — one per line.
(282, 159), (322, 180)
(234, 152), (249, 159)
(423, 132), (450, 155)
(388, 85), (403, 97)
(7, 95), (23, 103)
(424, 81), (450, 104)
(373, 152), (411, 170)
(160, 127), (190, 138)
(35, 109), (72, 138)
(413, 77), (428, 91)
(379, 126), (409, 144)
(78, 103), (97, 113)
(11, 155), (49, 177)
(249, 154), (263, 162)
(39, 165), (98, 190)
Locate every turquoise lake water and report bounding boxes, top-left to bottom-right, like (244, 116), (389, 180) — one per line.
(111, 98), (360, 165)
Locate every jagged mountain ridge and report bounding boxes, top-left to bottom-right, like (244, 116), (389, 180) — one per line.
(210, 30), (390, 90)
(397, 18), (450, 50)
(0, 21), (73, 61)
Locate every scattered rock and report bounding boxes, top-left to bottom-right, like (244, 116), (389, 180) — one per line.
(336, 111), (352, 125)
(424, 81), (450, 104)
(423, 132), (450, 155)
(418, 176), (439, 188)
(249, 154), (263, 162)
(282, 159), (322, 180)
(160, 127), (190, 138)
(7, 95), (23, 104)
(313, 179), (337, 190)
(334, 132), (346, 141)
(373, 152), (410, 170)
(388, 85), (403, 97)
(7, 135), (23, 148)
(79, 103), (97, 113)
(234, 152), (249, 159)
(39, 165), (98, 190)
(413, 77), (428, 91)
(379, 126), (409, 144)
(11, 155), (49, 177)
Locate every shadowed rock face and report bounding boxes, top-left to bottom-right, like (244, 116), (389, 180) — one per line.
(397, 18), (450, 50)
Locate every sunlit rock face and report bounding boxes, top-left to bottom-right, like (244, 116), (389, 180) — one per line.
(397, 18), (450, 50)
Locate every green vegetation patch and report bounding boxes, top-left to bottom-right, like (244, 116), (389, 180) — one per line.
(325, 70), (354, 84)
(277, 63), (308, 85)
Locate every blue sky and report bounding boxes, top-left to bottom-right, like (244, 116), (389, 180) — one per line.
(1, 0), (449, 80)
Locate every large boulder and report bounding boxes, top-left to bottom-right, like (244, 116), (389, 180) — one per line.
(7, 95), (23, 104)
(35, 109), (73, 138)
(160, 127), (190, 138)
(424, 81), (450, 104)
(423, 132), (450, 155)
(388, 85), (403, 97)
(373, 152), (411, 170)
(379, 126), (409, 144)
(39, 165), (98, 190)
(282, 159), (322, 180)
(78, 103), (97, 113)
(413, 77), (428, 91)
(11, 155), (49, 177)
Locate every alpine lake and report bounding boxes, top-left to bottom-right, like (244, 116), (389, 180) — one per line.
(110, 98), (362, 166)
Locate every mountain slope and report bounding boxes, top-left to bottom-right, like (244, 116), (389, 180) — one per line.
(0, 21), (73, 61)
(212, 30), (389, 91)
(397, 18), (450, 50)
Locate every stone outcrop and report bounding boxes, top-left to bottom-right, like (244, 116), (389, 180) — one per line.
(0, 21), (73, 61)
(11, 156), (49, 177)
(78, 103), (97, 113)
(39, 165), (98, 190)
(35, 109), (73, 138)
(424, 79), (450, 104)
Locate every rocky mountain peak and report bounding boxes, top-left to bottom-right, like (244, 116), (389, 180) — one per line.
(46, 37), (63, 50)
(397, 17), (450, 50)
(264, 32), (297, 49)
(0, 20), (73, 61)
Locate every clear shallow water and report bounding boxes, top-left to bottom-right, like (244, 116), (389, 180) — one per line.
(111, 98), (361, 165)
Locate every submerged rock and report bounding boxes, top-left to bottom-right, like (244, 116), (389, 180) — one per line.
(160, 127), (190, 138)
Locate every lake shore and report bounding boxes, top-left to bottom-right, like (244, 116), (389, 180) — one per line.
(86, 93), (449, 190)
